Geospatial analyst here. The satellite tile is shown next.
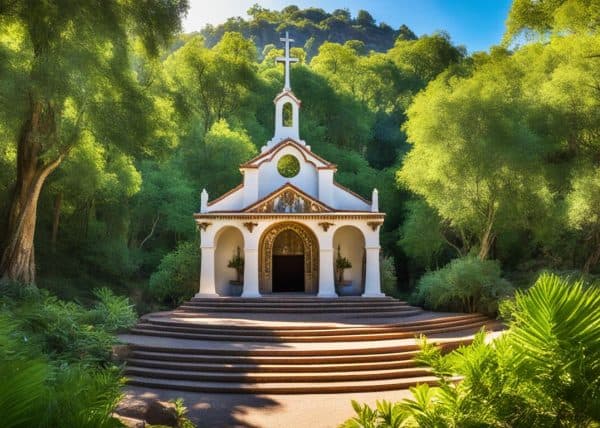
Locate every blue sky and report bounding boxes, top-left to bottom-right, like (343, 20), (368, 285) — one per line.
(183, 0), (513, 53)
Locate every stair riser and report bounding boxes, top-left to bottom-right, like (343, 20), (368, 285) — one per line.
(189, 298), (400, 304)
(128, 343), (427, 356)
(142, 314), (486, 333)
(125, 378), (440, 394)
(130, 351), (420, 365)
(123, 368), (432, 383)
(138, 318), (488, 337)
(125, 359), (418, 373)
(129, 321), (489, 343)
(177, 306), (422, 314)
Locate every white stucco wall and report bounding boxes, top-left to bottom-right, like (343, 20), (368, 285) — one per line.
(257, 145), (319, 199)
(333, 226), (365, 296)
(208, 187), (245, 212)
(332, 186), (371, 211)
(214, 226), (244, 296)
(198, 216), (382, 297)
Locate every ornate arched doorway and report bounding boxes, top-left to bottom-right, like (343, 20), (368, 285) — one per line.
(259, 222), (319, 294)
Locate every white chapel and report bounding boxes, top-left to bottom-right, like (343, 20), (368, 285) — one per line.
(194, 32), (385, 298)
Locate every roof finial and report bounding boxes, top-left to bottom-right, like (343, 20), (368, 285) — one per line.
(276, 31), (298, 91)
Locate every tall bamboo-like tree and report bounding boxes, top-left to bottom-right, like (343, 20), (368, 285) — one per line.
(0, 0), (188, 283)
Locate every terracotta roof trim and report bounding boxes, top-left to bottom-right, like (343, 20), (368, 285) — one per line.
(274, 90), (302, 105)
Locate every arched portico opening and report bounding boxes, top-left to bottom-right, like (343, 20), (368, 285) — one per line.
(259, 222), (319, 294)
(214, 226), (244, 296)
(332, 225), (366, 296)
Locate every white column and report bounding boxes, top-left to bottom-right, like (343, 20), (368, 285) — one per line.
(196, 245), (218, 297)
(241, 248), (261, 297)
(318, 232), (337, 297)
(363, 246), (384, 297)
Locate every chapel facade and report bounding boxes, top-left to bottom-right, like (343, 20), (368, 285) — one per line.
(194, 33), (385, 298)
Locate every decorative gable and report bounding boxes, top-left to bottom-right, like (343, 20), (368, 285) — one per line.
(244, 184), (333, 213)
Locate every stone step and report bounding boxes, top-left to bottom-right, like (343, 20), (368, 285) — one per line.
(125, 375), (443, 394)
(129, 349), (420, 365)
(184, 299), (409, 307)
(141, 313), (488, 335)
(189, 297), (400, 304)
(129, 320), (492, 343)
(125, 337), (472, 357)
(176, 305), (423, 314)
(125, 357), (419, 373)
(124, 365), (432, 383)
(185, 301), (408, 308)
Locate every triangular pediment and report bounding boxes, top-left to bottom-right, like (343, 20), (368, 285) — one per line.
(243, 183), (333, 213)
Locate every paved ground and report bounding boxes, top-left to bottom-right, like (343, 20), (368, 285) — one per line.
(125, 386), (413, 428)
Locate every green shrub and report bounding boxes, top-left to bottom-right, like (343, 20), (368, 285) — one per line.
(380, 256), (400, 298)
(84, 287), (138, 332)
(412, 256), (514, 315)
(149, 240), (200, 307)
(0, 307), (125, 427)
(343, 273), (600, 427)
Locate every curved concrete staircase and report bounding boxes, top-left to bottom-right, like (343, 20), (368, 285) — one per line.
(119, 296), (500, 394)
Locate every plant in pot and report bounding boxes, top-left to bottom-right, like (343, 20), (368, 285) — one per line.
(227, 246), (244, 295)
(335, 244), (352, 294)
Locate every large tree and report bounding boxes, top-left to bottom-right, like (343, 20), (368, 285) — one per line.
(397, 51), (552, 260)
(0, 0), (188, 283)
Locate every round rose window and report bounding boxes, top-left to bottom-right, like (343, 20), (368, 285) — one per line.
(277, 154), (300, 178)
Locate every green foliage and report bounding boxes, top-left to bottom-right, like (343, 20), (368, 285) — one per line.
(413, 256), (514, 315)
(88, 288), (138, 333)
(399, 199), (449, 269)
(149, 241), (200, 307)
(201, 5), (405, 58)
(343, 273), (600, 427)
(0, 283), (132, 427)
(170, 398), (197, 428)
(505, 0), (600, 43)
(380, 256), (399, 299)
(277, 154), (301, 178)
(388, 32), (465, 86)
(335, 245), (352, 284)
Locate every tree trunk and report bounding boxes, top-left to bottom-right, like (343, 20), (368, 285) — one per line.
(583, 232), (600, 274)
(51, 191), (63, 250)
(0, 97), (61, 284)
(478, 208), (497, 260)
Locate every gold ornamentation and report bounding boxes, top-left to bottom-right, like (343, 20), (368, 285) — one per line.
(318, 222), (334, 231)
(259, 222), (319, 294)
(197, 222), (212, 231)
(248, 189), (329, 213)
(367, 221), (383, 231)
(243, 222), (258, 232)
(195, 213), (385, 220)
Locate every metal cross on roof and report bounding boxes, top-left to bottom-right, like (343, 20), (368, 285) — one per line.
(276, 31), (299, 91)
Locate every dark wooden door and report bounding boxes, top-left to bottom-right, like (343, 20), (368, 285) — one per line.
(272, 255), (304, 292)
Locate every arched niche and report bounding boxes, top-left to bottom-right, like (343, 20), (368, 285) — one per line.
(282, 102), (293, 127)
(332, 225), (366, 296)
(214, 226), (244, 296)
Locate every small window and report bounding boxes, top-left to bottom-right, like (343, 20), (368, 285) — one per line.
(277, 154), (300, 178)
(282, 102), (293, 127)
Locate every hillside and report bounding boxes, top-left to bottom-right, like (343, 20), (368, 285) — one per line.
(199, 5), (417, 58)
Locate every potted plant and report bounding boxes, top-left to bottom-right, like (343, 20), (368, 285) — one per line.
(335, 245), (352, 294)
(227, 246), (244, 296)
